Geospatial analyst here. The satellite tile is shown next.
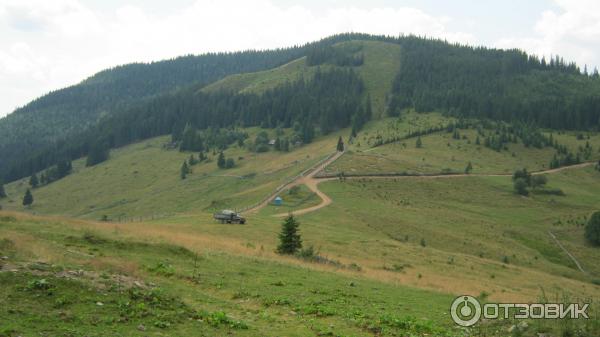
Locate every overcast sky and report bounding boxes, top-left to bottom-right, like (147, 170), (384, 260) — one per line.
(1, 0), (600, 118)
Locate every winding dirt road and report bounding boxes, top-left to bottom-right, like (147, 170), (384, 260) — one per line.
(245, 150), (344, 215)
(248, 153), (595, 217)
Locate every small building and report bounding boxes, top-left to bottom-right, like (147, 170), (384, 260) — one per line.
(273, 196), (283, 206)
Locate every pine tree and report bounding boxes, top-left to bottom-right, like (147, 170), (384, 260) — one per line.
(282, 139), (290, 152)
(336, 136), (344, 152)
(29, 174), (39, 188)
(465, 162), (473, 174)
(0, 180), (7, 198)
(86, 141), (109, 167)
(276, 214), (302, 255)
(188, 154), (197, 166)
(274, 137), (281, 151)
(180, 161), (189, 180)
(217, 152), (226, 169)
(22, 189), (33, 206)
(416, 136), (423, 148)
(585, 211), (600, 246)
(365, 94), (373, 119)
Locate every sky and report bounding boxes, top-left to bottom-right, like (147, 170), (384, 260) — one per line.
(1, 0), (600, 118)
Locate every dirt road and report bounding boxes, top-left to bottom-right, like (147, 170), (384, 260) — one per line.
(265, 160), (595, 217)
(245, 150), (344, 215)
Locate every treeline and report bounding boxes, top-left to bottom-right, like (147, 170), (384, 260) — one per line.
(5, 68), (367, 182)
(306, 44), (364, 67)
(388, 36), (600, 130)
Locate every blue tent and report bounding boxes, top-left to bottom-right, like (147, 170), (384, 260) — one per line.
(273, 196), (283, 206)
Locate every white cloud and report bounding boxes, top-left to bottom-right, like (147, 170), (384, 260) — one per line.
(496, 0), (600, 72)
(0, 0), (473, 117)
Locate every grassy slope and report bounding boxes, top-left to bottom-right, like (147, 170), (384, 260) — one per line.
(2, 115), (599, 303)
(327, 112), (600, 175)
(0, 213), (462, 337)
(2, 129), (342, 220)
(203, 40), (402, 118)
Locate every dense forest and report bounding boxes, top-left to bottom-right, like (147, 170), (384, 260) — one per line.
(388, 36), (600, 129)
(2, 33), (600, 183)
(4, 68), (367, 182)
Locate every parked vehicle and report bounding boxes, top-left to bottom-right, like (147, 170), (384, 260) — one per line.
(213, 210), (246, 224)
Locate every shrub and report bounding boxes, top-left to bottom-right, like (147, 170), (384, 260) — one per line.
(513, 178), (529, 196)
(531, 175), (548, 188)
(27, 278), (53, 291)
(147, 261), (176, 277)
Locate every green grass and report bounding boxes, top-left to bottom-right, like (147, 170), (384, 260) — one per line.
(259, 184), (321, 216)
(0, 214), (463, 336)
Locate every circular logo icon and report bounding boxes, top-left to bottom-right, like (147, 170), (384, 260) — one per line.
(450, 295), (482, 327)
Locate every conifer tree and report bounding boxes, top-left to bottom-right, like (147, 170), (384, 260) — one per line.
(217, 152), (226, 169)
(336, 136), (344, 152)
(188, 154), (197, 166)
(274, 137), (281, 151)
(29, 174), (39, 188)
(0, 180), (7, 198)
(86, 141), (109, 167)
(365, 94), (373, 119)
(465, 162), (473, 174)
(585, 211), (600, 246)
(416, 136), (423, 148)
(282, 139), (290, 152)
(277, 214), (302, 255)
(22, 189), (33, 206)
(180, 161), (189, 179)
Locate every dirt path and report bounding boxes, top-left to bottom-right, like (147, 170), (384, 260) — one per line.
(263, 161), (595, 217)
(548, 231), (588, 275)
(244, 150), (344, 215)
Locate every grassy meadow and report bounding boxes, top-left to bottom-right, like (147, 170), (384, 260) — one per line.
(326, 113), (600, 176)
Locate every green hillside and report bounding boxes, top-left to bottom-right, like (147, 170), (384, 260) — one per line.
(2, 129), (342, 220)
(204, 40), (402, 117)
(2, 33), (600, 337)
(326, 112), (600, 176)
(3, 117), (600, 303)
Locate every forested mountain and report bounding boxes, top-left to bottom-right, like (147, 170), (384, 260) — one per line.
(5, 68), (367, 181)
(0, 33), (382, 181)
(2, 33), (600, 183)
(388, 36), (600, 129)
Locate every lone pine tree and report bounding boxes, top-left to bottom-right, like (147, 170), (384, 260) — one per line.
(337, 136), (344, 152)
(277, 214), (302, 255)
(180, 161), (189, 180)
(22, 189), (33, 206)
